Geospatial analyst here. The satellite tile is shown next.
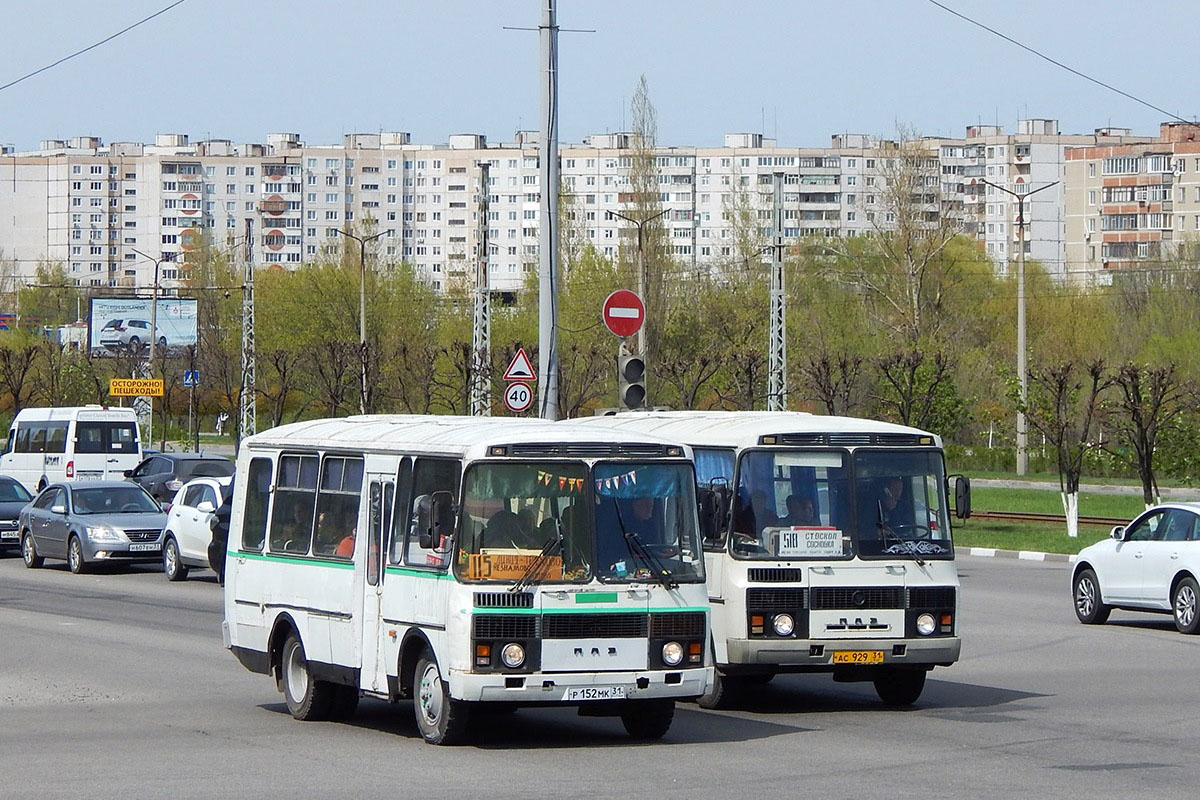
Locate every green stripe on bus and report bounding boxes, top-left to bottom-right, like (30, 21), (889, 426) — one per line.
(383, 567), (456, 581)
(231, 551), (356, 569)
(575, 592), (619, 604)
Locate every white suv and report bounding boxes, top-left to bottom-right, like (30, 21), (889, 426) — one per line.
(162, 476), (231, 581)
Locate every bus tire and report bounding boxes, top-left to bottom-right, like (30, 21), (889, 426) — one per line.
(873, 668), (926, 707)
(37, 477), (47, 493)
(328, 683), (361, 721)
(21, 531), (43, 568)
(163, 536), (188, 581)
(67, 535), (88, 574)
(280, 633), (334, 721)
(621, 699), (675, 739)
(413, 651), (470, 745)
(743, 673), (775, 686)
(697, 670), (740, 710)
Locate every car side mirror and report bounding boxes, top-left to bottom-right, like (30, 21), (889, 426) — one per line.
(949, 474), (971, 519)
(1111, 525), (1125, 541)
(50, 504), (66, 515)
(197, 500), (215, 513)
(123, 470), (133, 478)
(416, 491), (456, 553)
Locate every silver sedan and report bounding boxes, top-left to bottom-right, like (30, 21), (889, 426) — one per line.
(19, 481), (167, 574)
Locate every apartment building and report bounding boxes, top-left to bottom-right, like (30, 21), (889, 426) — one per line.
(1064, 123), (1200, 283)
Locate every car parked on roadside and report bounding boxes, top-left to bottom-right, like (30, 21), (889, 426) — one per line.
(19, 481), (167, 574)
(125, 453), (234, 504)
(0, 475), (34, 553)
(1073, 502), (1200, 634)
(162, 476), (232, 581)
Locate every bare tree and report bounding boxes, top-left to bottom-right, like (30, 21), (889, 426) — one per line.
(1105, 363), (1191, 508)
(798, 354), (864, 416)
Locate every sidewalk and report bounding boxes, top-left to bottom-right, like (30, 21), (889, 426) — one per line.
(972, 478), (1200, 501)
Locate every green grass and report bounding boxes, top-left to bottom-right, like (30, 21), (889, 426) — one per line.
(971, 487), (1144, 520)
(953, 520), (1110, 555)
(964, 469), (1191, 489)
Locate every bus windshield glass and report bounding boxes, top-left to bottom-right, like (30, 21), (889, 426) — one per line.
(594, 462), (704, 584)
(732, 448), (952, 560)
(457, 462), (593, 583)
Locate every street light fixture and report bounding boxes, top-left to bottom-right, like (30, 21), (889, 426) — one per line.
(333, 228), (386, 414)
(607, 208), (667, 356)
(131, 247), (173, 450)
(978, 178), (1058, 477)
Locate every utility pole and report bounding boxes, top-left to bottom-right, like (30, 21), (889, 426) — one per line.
(767, 172), (787, 411)
(131, 248), (167, 449)
(240, 218), (256, 444)
(471, 162), (492, 416)
(608, 207), (666, 356)
(537, 0), (560, 420)
(980, 178), (1057, 476)
(334, 227), (386, 414)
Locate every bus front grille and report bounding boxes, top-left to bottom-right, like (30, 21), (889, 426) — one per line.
(473, 615), (538, 639)
(543, 613), (648, 639)
(746, 588), (807, 611)
(473, 592), (534, 609)
(908, 586), (956, 608)
(809, 586), (905, 610)
(649, 612), (705, 638)
(747, 568), (803, 583)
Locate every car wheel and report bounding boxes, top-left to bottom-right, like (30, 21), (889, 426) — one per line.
(127, 336), (141, 352)
(413, 650), (471, 745)
(279, 633), (334, 721)
(1173, 576), (1200, 634)
(873, 668), (927, 706)
(620, 699), (675, 739)
(157, 336), (167, 349)
(163, 536), (188, 582)
(67, 535), (88, 575)
(21, 531), (43, 568)
(1073, 568), (1111, 625)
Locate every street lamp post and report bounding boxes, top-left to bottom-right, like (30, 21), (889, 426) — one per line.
(607, 208), (667, 356)
(333, 228), (385, 414)
(978, 178), (1058, 476)
(131, 248), (170, 450)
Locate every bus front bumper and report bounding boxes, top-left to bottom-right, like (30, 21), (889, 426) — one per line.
(449, 666), (712, 704)
(725, 636), (960, 670)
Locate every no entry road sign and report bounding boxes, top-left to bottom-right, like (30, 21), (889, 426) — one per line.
(602, 290), (645, 338)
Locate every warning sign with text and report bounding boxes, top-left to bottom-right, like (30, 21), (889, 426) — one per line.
(109, 379), (164, 397)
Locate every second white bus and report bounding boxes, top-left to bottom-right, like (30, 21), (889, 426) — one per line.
(0, 406), (142, 493)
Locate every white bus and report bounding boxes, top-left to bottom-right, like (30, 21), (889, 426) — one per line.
(0, 406), (142, 493)
(223, 415), (712, 744)
(576, 411), (969, 708)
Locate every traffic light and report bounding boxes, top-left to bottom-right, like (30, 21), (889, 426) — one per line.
(619, 354), (646, 410)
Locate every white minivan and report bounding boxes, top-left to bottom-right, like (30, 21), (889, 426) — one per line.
(0, 406), (143, 493)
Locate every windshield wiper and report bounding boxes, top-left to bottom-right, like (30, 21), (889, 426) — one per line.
(876, 501), (925, 567)
(613, 503), (678, 590)
(510, 527), (563, 594)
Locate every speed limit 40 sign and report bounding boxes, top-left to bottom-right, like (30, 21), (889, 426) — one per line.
(503, 381), (534, 413)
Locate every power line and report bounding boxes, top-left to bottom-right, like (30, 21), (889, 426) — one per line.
(0, 1), (188, 94)
(925, 0), (1195, 126)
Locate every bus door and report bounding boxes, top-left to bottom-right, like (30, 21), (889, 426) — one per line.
(361, 476), (393, 693)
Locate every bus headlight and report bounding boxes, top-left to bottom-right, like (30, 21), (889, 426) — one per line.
(500, 643), (526, 669)
(916, 613), (937, 636)
(772, 613), (795, 637)
(661, 641), (684, 666)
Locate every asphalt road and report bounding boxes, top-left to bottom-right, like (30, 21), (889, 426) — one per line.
(2, 553), (1198, 799)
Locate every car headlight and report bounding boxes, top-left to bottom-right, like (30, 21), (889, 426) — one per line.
(86, 524), (124, 543)
(661, 641), (684, 666)
(500, 642), (526, 669)
(772, 613), (795, 637)
(916, 613), (937, 636)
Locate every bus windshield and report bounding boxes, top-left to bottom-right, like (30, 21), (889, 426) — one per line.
(732, 448), (952, 560)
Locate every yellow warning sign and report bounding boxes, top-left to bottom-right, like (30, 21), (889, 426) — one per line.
(109, 378), (164, 397)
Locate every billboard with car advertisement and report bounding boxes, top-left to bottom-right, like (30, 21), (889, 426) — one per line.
(88, 297), (198, 356)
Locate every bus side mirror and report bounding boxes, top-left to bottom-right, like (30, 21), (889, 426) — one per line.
(950, 474), (971, 519)
(699, 481), (730, 545)
(417, 491), (455, 552)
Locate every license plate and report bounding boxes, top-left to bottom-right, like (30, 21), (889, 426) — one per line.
(128, 543), (160, 552)
(565, 686), (628, 702)
(831, 650), (884, 665)
(0, 531), (17, 540)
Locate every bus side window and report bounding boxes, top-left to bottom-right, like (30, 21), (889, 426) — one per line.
(268, 454), (319, 556)
(387, 458), (413, 566)
(312, 456), (364, 559)
(3, 428), (14, 455)
(30, 424), (47, 454)
(46, 423), (68, 454)
(240, 457), (272, 552)
(15, 425), (31, 454)
(404, 458), (460, 569)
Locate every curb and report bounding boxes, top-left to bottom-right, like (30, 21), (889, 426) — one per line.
(964, 546), (1078, 564)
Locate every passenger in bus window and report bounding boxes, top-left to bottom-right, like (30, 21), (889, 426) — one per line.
(782, 494), (817, 527)
(750, 490), (780, 533)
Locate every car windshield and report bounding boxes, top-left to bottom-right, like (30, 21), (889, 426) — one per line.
(0, 479), (32, 502)
(732, 448), (952, 560)
(73, 486), (160, 515)
(594, 462), (704, 584)
(180, 459), (234, 479)
(457, 462), (592, 583)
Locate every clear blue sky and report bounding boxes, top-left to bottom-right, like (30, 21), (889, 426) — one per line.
(2, 0), (1197, 151)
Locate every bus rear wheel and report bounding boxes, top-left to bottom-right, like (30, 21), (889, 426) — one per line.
(413, 651), (470, 745)
(621, 699), (675, 739)
(279, 633), (334, 721)
(873, 668), (927, 707)
(697, 670), (741, 710)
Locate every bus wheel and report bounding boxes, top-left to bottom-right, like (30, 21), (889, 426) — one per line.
(163, 536), (188, 582)
(21, 532), (43, 568)
(621, 699), (675, 739)
(413, 651), (470, 745)
(697, 670), (741, 710)
(279, 633), (334, 721)
(873, 668), (927, 707)
(743, 673), (775, 686)
(328, 684), (360, 721)
(67, 535), (88, 574)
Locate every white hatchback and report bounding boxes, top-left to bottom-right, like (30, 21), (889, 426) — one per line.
(1072, 502), (1200, 634)
(162, 476), (231, 581)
